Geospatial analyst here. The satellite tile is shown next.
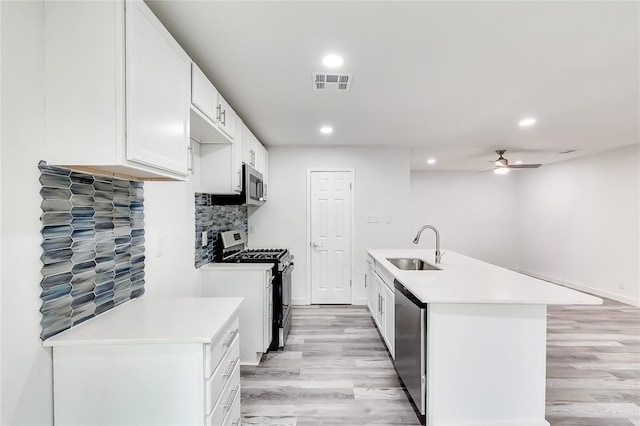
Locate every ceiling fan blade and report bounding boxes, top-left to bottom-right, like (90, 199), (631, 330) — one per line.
(507, 164), (541, 169)
(474, 169), (495, 175)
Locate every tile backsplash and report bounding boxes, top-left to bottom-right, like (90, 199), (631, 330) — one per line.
(39, 162), (145, 340)
(194, 193), (248, 268)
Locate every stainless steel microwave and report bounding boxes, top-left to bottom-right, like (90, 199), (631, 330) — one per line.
(243, 163), (264, 206)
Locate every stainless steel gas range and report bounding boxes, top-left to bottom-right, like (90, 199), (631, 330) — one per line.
(217, 230), (293, 349)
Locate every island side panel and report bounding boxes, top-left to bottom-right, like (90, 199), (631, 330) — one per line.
(427, 303), (549, 426)
(53, 343), (205, 425)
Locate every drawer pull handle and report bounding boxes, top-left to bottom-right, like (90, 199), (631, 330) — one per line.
(232, 418), (240, 426)
(224, 358), (239, 379)
(224, 329), (239, 348)
(224, 385), (240, 411)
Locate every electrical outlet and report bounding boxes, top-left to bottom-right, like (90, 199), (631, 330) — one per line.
(201, 231), (207, 247)
(367, 215), (381, 223)
(249, 225), (256, 234)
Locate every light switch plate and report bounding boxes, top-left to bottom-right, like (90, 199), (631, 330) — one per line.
(201, 231), (208, 247)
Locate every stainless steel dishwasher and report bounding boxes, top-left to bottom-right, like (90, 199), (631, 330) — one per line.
(393, 279), (427, 416)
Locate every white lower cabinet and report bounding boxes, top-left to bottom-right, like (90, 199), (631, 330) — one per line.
(366, 259), (395, 358)
(44, 298), (242, 426)
(201, 265), (274, 365)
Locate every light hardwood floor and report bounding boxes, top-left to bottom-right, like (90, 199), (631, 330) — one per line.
(241, 299), (640, 425)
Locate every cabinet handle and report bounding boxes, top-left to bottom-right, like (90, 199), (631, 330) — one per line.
(236, 170), (241, 190)
(221, 109), (226, 126)
(187, 143), (194, 174)
(216, 104), (222, 122)
(250, 149), (255, 166)
(224, 358), (239, 379)
(381, 297), (385, 315)
(364, 273), (367, 288)
(224, 385), (240, 411)
(224, 328), (239, 348)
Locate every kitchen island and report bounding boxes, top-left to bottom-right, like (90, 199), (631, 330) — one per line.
(44, 297), (243, 426)
(367, 249), (602, 426)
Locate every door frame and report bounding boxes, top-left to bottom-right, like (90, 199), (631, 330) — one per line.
(306, 167), (356, 305)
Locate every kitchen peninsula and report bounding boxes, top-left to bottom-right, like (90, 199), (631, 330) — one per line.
(367, 249), (602, 426)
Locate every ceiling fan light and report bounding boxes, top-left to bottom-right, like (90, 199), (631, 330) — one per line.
(494, 168), (509, 175)
(519, 118), (537, 127)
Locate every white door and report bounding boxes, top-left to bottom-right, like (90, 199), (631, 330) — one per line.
(310, 171), (352, 304)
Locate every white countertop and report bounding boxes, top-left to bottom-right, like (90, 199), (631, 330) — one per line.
(43, 297), (243, 347)
(368, 249), (603, 305)
(200, 263), (273, 271)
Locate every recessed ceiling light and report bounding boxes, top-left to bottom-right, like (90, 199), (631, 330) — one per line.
(322, 54), (343, 68)
(514, 160), (523, 165)
(320, 126), (333, 135)
(519, 118), (537, 127)
(427, 158), (436, 165)
(494, 168), (510, 175)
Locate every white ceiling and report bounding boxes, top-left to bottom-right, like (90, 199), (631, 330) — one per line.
(147, 1), (639, 172)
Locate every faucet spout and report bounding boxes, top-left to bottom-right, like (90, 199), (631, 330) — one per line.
(412, 225), (442, 264)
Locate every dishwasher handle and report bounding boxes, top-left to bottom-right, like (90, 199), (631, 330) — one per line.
(394, 279), (427, 308)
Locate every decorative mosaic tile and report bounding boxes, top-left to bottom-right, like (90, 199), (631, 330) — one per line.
(194, 192), (248, 268)
(38, 161), (145, 340)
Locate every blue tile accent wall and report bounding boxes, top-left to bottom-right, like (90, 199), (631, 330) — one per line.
(39, 162), (145, 340)
(194, 193), (248, 268)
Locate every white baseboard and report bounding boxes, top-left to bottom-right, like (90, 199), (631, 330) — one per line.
(352, 297), (368, 306)
(518, 269), (640, 308)
(291, 297), (308, 306)
(291, 297), (369, 306)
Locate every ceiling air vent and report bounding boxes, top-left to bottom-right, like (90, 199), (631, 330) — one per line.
(313, 72), (352, 91)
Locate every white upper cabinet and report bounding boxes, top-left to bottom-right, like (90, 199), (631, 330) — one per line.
(189, 64), (237, 144)
(200, 117), (244, 194)
(191, 64), (219, 123)
(44, 0), (190, 180)
(217, 96), (237, 140)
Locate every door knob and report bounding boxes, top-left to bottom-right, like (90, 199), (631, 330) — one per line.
(312, 242), (323, 249)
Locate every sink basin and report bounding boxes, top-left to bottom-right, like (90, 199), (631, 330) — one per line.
(386, 258), (441, 271)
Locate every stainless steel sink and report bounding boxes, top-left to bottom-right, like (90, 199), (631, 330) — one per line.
(386, 258), (441, 271)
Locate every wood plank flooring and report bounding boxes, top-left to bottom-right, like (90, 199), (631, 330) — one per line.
(241, 299), (640, 425)
(546, 298), (640, 426)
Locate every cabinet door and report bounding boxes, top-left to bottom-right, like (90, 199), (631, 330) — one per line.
(125, 0), (190, 175)
(241, 123), (252, 166)
(246, 131), (259, 168)
(191, 63), (219, 123)
(365, 268), (376, 317)
(383, 283), (395, 358)
(378, 281), (386, 336)
(218, 96), (236, 140)
(231, 120), (244, 193)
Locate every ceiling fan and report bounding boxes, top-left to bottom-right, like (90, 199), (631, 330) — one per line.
(488, 150), (541, 174)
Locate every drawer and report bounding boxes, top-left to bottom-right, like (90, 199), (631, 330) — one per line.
(223, 385), (241, 426)
(376, 265), (394, 293)
(206, 361), (240, 426)
(205, 316), (239, 378)
(366, 253), (375, 268)
(205, 333), (240, 415)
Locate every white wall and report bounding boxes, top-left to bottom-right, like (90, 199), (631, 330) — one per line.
(410, 171), (520, 269)
(248, 146), (411, 305)
(1, 2), (53, 424)
(517, 144), (640, 306)
(0, 2), (202, 423)
(143, 142), (201, 298)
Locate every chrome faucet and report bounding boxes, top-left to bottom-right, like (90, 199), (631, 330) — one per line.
(413, 225), (443, 264)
